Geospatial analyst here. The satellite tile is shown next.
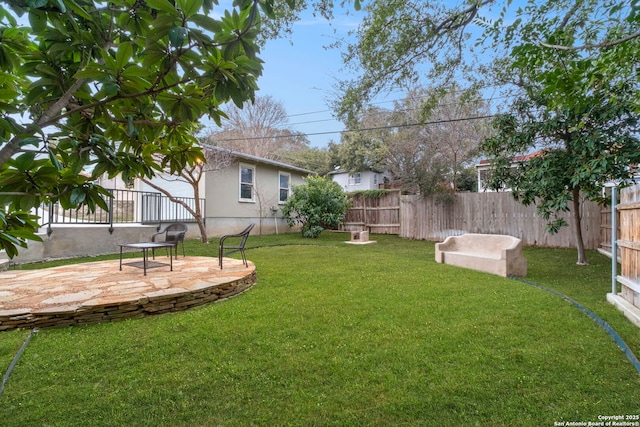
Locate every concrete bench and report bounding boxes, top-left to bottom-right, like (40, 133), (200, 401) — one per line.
(435, 233), (527, 277)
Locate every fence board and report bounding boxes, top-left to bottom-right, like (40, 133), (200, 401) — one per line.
(343, 191), (401, 234)
(618, 184), (640, 313)
(344, 190), (602, 248)
(398, 192), (601, 249)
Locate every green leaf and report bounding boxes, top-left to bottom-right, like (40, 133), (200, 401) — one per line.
(12, 152), (36, 171)
(189, 14), (223, 33)
(52, 0), (66, 12)
(28, 10), (47, 32)
(127, 115), (138, 138)
(259, 0), (274, 17)
(9, 227), (43, 240)
(48, 150), (63, 171)
(168, 26), (188, 47)
(103, 81), (119, 97)
(64, 0), (92, 20)
(145, 0), (178, 14)
(121, 66), (150, 78)
(70, 188), (86, 205)
(26, 0), (48, 8)
(175, 0), (203, 18)
(115, 42), (133, 70)
(19, 195), (38, 210)
(74, 68), (109, 80)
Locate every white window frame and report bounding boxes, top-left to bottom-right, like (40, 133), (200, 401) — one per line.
(239, 163), (256, 202)
(348, 172), (361, 185)
(278, 171), (291, 204)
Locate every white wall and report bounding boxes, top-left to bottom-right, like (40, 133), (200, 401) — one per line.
(331, 171), (386, 191)
(2, 224), (166, 264)
(204, 159), (307, 236)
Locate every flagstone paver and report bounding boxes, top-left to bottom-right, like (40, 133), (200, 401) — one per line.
(0, 256), (256, 331)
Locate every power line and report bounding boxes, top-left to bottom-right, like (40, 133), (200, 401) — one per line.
(287, 118), (339, 126)
(284, 94), (510, 127)
(280, 85), (510, 120)
(210, 114), (496, 142)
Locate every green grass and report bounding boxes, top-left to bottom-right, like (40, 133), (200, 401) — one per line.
(2, 233), (639, 426)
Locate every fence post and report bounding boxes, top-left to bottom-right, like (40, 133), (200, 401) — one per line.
(611, 185), (617, 295)
(108, 189), (114, 234)
(47, 202), (53, 236)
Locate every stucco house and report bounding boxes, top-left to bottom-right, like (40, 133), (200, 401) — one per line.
(328, 168), (391, 192)
(137, 146), (315, 236)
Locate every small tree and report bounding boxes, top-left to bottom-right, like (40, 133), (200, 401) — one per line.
(139, 147), (234, 243)
(282, 176), (349, 238)
(480, 0), (640, 266)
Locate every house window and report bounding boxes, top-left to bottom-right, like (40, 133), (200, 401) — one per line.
(239, 164), (255, 201)
(279, 172), (291, 203)
(348, 172), (361, 185)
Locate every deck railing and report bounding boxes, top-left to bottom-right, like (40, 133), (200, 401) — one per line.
(36, 189), (205, 234)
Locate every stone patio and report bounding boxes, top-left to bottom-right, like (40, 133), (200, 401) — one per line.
(0, 256), (256, 331)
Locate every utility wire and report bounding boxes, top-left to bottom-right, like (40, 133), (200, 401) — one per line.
(280, 86), (510, 120)
(210, 114), (496, 142)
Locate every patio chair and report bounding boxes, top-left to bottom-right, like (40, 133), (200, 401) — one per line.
(152, 223), (188, 258)
(218, 223), (255, 269)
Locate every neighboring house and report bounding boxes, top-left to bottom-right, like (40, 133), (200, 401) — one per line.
(476, 151), (542, 192)
(328, 168), (391, 192)
(138, 146), (314, 236)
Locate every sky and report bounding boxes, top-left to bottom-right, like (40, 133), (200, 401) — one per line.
(204, 2), (511, 149)
(204, 6), (367, 149)
(254, 15), (355, 148)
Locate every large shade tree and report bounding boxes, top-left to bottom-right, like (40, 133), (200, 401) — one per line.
(0, 0), (274, 257)
(481, 0), (640, 265)
(329, 105), (391, 174)
(386, 86), (489, 195)
(326, 0), (640, 265)
(206, 94), (308, 161)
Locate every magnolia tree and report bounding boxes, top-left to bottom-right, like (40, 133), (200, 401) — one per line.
(0, 0), (279, 257)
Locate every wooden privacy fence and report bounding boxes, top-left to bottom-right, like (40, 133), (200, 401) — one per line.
(616, 184), (640, 316)
(343, 191), (401, 234)
(344, 191), (602, 249)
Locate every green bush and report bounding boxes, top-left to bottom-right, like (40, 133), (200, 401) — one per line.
(282, 176), (349, 238)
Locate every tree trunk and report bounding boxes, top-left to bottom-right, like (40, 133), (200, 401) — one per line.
(572, 187), (588, 265)
(197, 219), (208, 243)
(139, 177), (209, 243)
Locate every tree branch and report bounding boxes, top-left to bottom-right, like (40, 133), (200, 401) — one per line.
(536, 32), (640, 51)
(139, 177), (199, 219)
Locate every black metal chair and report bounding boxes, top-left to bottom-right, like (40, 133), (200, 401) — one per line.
(218, 223), (255, 269)
(152, 223), (188, 258)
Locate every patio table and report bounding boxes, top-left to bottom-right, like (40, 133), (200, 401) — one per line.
(119, 242), (175, 276)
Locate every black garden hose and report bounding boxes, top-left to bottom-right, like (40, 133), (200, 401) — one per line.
(510, 276), (640, 375)
(0, 328), (38, 397)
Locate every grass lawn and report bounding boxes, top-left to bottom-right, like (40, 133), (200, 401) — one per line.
(1, 232), (639, 426)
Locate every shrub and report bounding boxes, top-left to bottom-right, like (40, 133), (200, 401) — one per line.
(282, 176), (349, 238)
